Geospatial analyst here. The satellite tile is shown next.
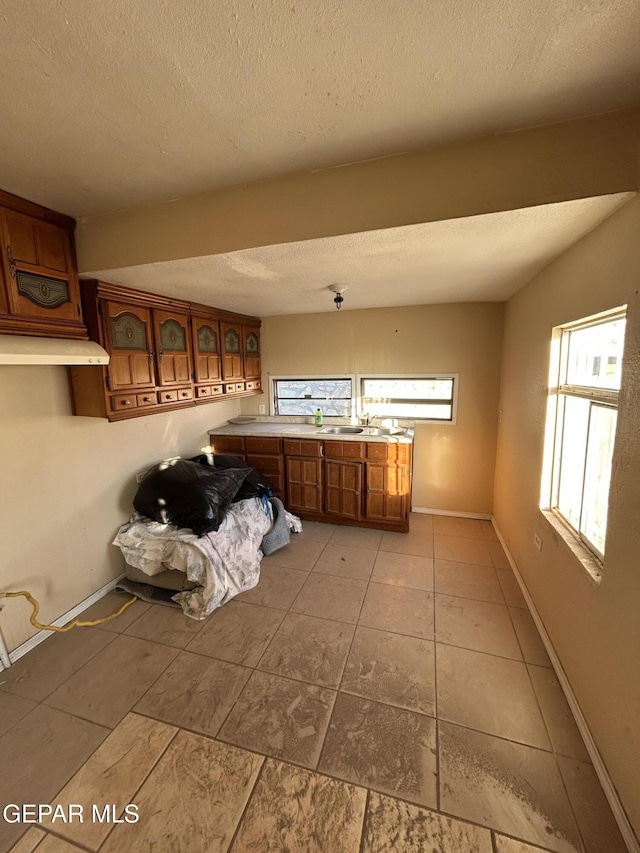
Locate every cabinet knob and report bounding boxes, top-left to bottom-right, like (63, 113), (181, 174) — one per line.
(143, 397), (150, 402)
(123, 400), (131, 406)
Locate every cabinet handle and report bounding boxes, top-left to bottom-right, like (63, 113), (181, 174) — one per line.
(143, 397), (150, 402)
(123, 400), (131, 406)
(158, 347), (164, 361)
(148, 348), (154, 362)
(7, 247), (16, 279)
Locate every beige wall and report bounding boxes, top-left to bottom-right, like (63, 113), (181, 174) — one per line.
(240, 303), (504, 514)
(76, 110), (640, 273)
(493, 195), (640, 834)
(0, 367), (238, 653)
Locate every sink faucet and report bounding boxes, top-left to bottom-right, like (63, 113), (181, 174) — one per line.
(360, 413), (379, 426)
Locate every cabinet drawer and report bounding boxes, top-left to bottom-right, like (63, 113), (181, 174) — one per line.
(324, 441), (366, 459)
(224, 383), (238, 393)
(245, 379), (262, 391)
(196, 385), (211, 398)
(136, 392), (156, 407)
(246, 437), (282, 454)
(210, 435), (246, 454)
(284, 439), (324, 457)
(246, 453), (284, 474)
(177, 387), (193, 402)
(211, 384), (224, 396)
(111, 394), (137, 412)
(235, 382), (246, 392)
(366, 443), (411, 461)
(366, 443), (389, 460)
(158, 389), (178, 403)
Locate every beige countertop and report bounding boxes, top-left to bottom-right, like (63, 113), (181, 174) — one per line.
(208, 421), (413, 444)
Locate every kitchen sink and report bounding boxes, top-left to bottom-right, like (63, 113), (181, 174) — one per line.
(319, 426), (364, 434)
(361, 427), (405, 436)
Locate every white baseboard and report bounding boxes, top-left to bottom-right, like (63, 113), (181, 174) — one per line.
(0, 574), (125, 669)
(412, 505), (491, 520)
(491, 517), (639, 853)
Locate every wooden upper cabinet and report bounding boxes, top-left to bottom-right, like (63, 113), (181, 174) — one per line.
(153, 309), (192, 387)
(103, 301), (155, 391)
(243, 325), (261, 379)
(0, 199), (85, 336)
(192, 316), (222, 383)
(221, 321), (244, 382)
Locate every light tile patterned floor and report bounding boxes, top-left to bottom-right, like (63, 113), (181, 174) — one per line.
(0, 513), (627, 853)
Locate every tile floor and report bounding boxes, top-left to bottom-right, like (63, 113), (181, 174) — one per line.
(0, 514), (628, 853)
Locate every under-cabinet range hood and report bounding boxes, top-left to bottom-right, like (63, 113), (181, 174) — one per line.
(0, 334), (109, 366)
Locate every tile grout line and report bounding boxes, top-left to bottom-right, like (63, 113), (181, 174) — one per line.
(34, 718), (180, 853)
(2, 628), (119, 708)
(93, 725), (183, 853)
(315, 537), (375, 773)
(357, 788), (371, 853)
(431, 531), (442, 813)
(225, 755), (269, 853)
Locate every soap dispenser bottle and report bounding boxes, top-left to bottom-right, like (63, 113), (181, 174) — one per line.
(315, 409), (323, 427)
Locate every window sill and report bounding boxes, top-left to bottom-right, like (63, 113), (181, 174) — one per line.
(539, 509), (603, 584)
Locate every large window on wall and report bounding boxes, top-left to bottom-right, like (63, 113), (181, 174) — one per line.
(544, 308), (626, 561)
(272, 377), (355, 417)
(360, 375), (458, 422)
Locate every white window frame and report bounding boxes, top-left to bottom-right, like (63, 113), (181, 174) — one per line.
(542, 307), (625, 564)
(358, 373), (459, 424)
(269, 374), (356, 418)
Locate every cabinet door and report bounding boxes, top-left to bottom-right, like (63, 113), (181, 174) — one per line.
(154, 309), (192, 387)
(325, 459), (362, 520)
(220, 322), (244, 381)
(286, 457), (323, 513)
(243, 325), (261, 379)
(365, 463), (409, 523)
(103, 301), (155, 390)
(0, 208), (82, 325)
(192, 317), (222, 383)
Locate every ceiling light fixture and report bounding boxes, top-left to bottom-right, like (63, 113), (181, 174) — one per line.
(328, 284), (348, 310)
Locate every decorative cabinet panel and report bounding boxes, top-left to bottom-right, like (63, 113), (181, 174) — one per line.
(104, 301), (155, 391)
(221, 322), (244, 383)
(153, 309), (192, 387)
(364, 463), (409, 524)
(0, 190), (86, 338)
(243, 325), (261, 379)
(286, 456), (323, 514)
(192, 316), (222, 384)
(325, 459), (363, 521)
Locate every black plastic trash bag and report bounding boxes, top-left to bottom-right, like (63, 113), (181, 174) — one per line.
(133, 459), (250, 536)
(190, 453), (275, 502)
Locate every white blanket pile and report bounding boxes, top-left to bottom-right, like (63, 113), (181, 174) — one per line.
(113, 497), (276, 619)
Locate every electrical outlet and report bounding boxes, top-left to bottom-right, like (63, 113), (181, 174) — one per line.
(259, 405), (266, 414)
(534, 534), (542, 551)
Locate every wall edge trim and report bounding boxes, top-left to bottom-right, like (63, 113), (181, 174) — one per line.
(491, 517), (639, 853)
(412, 505), (491, 520)
(1, 574), (125, 669)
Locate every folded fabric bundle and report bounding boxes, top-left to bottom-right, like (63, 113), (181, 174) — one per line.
(133, 458), (250, 536)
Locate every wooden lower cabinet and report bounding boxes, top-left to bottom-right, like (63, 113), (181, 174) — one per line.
(285, 456), (323, 514)
(365, 462), (409, 524)
(207, 433), (412, 531)
(325, 459), (363, 521)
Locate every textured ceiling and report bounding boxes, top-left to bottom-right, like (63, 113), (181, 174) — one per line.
(1, 0), (640, 216)
(85, 194), (633, 315)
